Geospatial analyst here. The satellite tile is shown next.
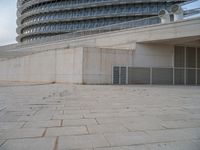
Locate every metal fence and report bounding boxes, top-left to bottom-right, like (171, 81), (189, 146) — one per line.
(113, 66), (200, 85)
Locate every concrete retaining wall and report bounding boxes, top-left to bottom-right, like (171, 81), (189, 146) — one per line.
(0, 47), (134, 84)
(0, 47), (83, 84)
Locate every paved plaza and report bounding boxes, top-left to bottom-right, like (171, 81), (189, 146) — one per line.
(0, 83), (200, 150)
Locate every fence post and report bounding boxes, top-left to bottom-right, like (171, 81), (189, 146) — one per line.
(150, 67), (153, 85)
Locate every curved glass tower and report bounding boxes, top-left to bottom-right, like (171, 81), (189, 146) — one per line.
(17, 0), (184, 43)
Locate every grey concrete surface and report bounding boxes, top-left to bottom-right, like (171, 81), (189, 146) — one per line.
(0, 83), (200, 150)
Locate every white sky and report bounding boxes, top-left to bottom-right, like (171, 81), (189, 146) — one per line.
(0, 0), (17, 46)
(0, 0), (199, 46)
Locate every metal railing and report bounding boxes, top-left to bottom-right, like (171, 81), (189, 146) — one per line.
(18, 0), (166, 24)
(19, 16), (160, 43)
(112, 66), (200, 85)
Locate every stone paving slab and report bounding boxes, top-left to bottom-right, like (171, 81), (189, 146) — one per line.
(144, 140), (200, 150)
(104, 132), (148, 147)
(0, 137), (55, 150)
(0, 128), (45, 140)
(23, 120), (61, 128)
(146, 128), (200, 143)
(0, 83), (200, 150)
(0, 122), (25, 130)
(87, 124), (129, 134)
(45, 126), (88, 137)
(52, 114), (84, 120)
(123, 122), (165, 131)
(95, 145), (147, 150)
(63, 119), (98, 126)
(58, 134), (110, 150)
(161, 120), (200, 129)
(95, 140), (200, 150)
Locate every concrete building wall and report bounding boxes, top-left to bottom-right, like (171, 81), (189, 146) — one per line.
(55, 47), (83, 84)
(133, 43), (174, 67)
(82, 47), (133, 84)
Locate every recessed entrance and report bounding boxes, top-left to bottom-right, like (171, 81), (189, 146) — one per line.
(113, 46), (200, 85)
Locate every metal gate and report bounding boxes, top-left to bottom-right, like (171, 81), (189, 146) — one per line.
(112, 66), (127, 85)
(113, 66), (175, 85)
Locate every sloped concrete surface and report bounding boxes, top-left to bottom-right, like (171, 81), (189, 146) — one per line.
(0, 83), (200, 150)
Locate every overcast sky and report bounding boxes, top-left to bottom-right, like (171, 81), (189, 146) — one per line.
(0, 0), (199, 46)
(0, 0), (17, 46)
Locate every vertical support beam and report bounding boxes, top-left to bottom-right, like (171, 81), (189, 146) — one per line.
(196, 47), (198, 85)
(112, 66), (114, 85)
(184, 46), (186, 85)
(150, 67), (152, 85)
(198, 48), (199, 85)
(172, 46), (175, 85)
(173, 68), (175, 85)
(54, 49), (57, 83)
(126, 66), (128, 85)
(119, 66), (121, 85)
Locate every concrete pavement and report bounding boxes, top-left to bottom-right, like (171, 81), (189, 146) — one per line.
(0, 83), (200, 150)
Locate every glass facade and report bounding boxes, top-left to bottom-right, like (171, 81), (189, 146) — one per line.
(17, 0), (185, 43)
